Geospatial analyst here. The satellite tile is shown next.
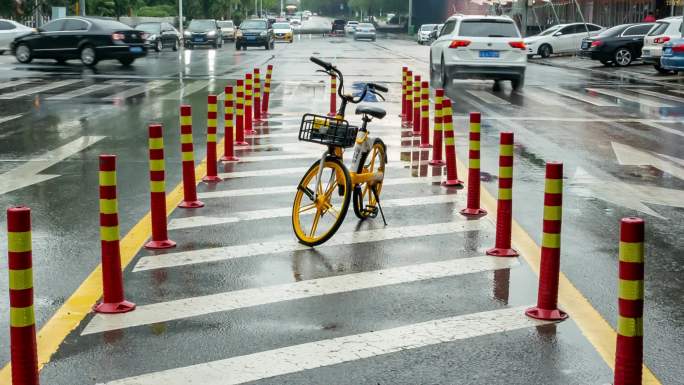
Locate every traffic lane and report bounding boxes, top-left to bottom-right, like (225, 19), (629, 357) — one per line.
(447, 83), (684, 382)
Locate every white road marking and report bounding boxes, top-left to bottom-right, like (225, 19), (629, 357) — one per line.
(637, 120), (684, 138)
(0, 136), (106, 195)
(133, 220), (489, 272)
(230, 153), (320, 163)
(0, 79), (81, 99)
(0, 79), (35, 91)
(0, 114), (22, 125)
(47, 81), (125, 100)
(85, 255), (517, 335)
(466, 90), (511, 105)
(612, 141), (684, 180)
(520, 88), (565, 106)
(198, 176), (443, 199)
(160, 80), (209, 100)
(100, 306), (549, 385)
(103, 80), (171, 101)
(217, 162), (406, 179)
(541, 87), (617, 107)
(585, 88), (675, 108)
(168, 194), (465, 230)
(630, 88), (684, 104)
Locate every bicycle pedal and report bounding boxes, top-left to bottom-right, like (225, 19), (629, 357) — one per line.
(365, 205), (378, 218)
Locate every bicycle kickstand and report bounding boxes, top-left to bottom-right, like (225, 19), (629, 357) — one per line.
(371, 185), (387, 226)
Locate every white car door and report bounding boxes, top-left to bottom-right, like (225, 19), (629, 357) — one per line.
(0, 20), (20, 50)
(553, 25), (577, 53)
(431, 20), (457, 67)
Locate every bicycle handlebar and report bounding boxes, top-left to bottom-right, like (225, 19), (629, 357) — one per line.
(310, 56), (334, 71)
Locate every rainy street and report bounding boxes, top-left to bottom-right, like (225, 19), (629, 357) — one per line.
(0, 15), (682, 385)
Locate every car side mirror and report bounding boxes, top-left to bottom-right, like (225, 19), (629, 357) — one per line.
(553, 32), (562, 37)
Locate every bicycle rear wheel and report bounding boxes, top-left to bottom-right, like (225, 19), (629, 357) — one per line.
(292, 157), (352, 246)
(353, 138), (387, 220)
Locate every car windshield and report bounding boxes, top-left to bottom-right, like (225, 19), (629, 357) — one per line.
(188, 20), (215, 31)
(333, 20), (346, 26)
(458, 20), (519, 37)
(241, 20), (267, 29)
(597, 24), (627, 37)
(94, 19), (132, 30)
(648, 22), (670, 36)
(217, 21), (233, 28)
(136, 23), (160, 34)
(421, 24), (435, 31)
(273, 23), (290, 29)
(537, 25), (563, 36)
(348, 21), (358, 25)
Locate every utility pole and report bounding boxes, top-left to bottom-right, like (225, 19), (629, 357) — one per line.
(280, 0), (283, 16)
(179, 0), (184, 48)
(408, 0), (413, 35)
(79, 0), (86, 16)
(255, 0), (257, 17)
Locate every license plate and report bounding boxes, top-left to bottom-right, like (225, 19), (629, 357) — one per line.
(193, 38), (203, 42)
(643, 49), (650, 56)
(246, 36), (256, 40)
(479, 50), (499, 58)
(581, 42), (589, 49)
(129, 46), (142, 53)
(664, 47), (672, 55)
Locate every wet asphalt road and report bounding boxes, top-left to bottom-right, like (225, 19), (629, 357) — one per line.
(0, 16), (682, 384)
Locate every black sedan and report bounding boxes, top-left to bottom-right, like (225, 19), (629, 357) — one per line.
(11, 17), (146, 66)
(136, 21), (180, 52)
(577, 22), (655, 66)
(183, 19), (223, 49)
(235, 19), (274, 50)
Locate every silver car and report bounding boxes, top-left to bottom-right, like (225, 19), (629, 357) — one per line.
(217, 20), (235, 41)
(353, 23), (376, 41)
(418, 24), (436, 45)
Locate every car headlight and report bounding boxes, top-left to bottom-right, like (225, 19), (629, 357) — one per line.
(207, 31), (216, 37)
(184, 31), (191, 37)
(260, 31), (267, 37)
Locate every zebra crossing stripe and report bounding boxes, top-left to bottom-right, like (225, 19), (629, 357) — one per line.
(104, 80), (171, 101)
(99, 306), (549, 385)
(466, 90), (511, 105)
(0, 79), (34, 91)
(541, 87), (618, 107)
(0, 79), (81, 99)
(0, 114), (22, 125)
(84, 255), (518, 335)
(133, 220), (489, 272)
(586, 88), (675, 108)
(160, 80), (209, 100)
(168, 194), (466, 230)
(47, 82), (125, 100)
(217, 162), (406, 179)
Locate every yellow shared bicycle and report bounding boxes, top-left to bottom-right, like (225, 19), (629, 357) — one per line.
(292, 57), (389, 246)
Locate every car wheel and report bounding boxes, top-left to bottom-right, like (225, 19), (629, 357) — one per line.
(172, 39), (178, 51)
(80, 45), (98, 66)
(119, 57), (135, 66)
(512, 75), (525, 91)
(440, 56), (449, 89)
(654, 64), (672, 74)
(614, 48), (632, 66)
(539, 44), (552, 58)
(235, 44), (241, 50)
(155, 39), (162, 52)
(265, 42), (270, 50)
(15, 44), (32, 64)
(270, 41), (275, 49)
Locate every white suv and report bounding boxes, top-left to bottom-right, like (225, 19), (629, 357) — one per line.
(642, 16), (683, 73)
(430, 15), (527, 90)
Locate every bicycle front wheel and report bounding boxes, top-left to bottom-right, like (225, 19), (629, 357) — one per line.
(292, 157), (352, 246)
(353, 138), (387, 220)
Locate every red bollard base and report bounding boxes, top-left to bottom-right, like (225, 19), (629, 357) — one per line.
(401, 121), (412, 128)
(178, 200), (205, 209)
(202, 175), (222, 183)
(144, 239), (177, 249)
(93, 300), (136, 314)
(420, 143), (433, 148)
(441, 179), (464, 187)
(460, 207), (487, 217)
(412, 131), (420, 137)
(486, 247), (519, 257)
(428, 159), (446, 166)
(525, 306), (568, 321)
(244, 129), (257, 135)
(235, 141), (249, 146)
(220, 155), (240, 162)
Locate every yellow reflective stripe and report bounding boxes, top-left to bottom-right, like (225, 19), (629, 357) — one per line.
(99, 171), (116, 187)
(148, 137), (164, 150)
(543, 205), (562, 221)
(225, 107), (234, 114)
(246, 90), (253, 96)
(421, 111), (429, 117)
(619, 279), (644, 301)
(443, 122), (453, 132)
(180, 134), (193, 144)
(469, 140), (480, 150)
(99, 199), (118, 215)
(444, 137), (455, 145)
(264, 87), (270, 92)
(500, 144), (513, 156)
(8, 231), (31, 253)
(182, 152), (194, 162)
(469, 159), (480, 169)
(207, 119), (217, 127)
(207, 134), (217, 142)
(150, 180), (165, 193)
(149, 159), (165, 172)
(542, 232), (561, 249)
(405, 94), (412, 101)
(617, 316), (643, 337)
(237, 110), (244, 116)
(499, 166), (513, 179)
(545, 179), (562, 194)
(10, 306), (35, 327)
(470, 123), (481, 133)
(619, 242), (644, 263)
(499, 188), (512, 200)
(434, 123), (442, 131)
(180, 116), (192, 126)
(100, 226), (119, 242)
(246, 100), (252, 106)
(207, 104), (217, 112)
(9, 268), (33, 290)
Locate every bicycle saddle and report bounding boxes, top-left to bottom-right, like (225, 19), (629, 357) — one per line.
(355, 104), (386, 120)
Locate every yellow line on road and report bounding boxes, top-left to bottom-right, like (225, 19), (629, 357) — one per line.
(0, 137), (224, 382)
(455, 157), (660, 384)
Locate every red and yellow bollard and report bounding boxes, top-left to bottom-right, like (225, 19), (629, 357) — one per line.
(7, 206), (39, 385)
(526, 162), (567, 320)
(328, 74), (337, 117)
(178, 105), (204, 208)
(460, 112), (487, 217)
(221, 86), (239, 162)
(400, 66), (407, 118)
(614, 217), (645, 385)
(420, 81), (431, 148)
(412, 74), (421, 136)
(262, 64), (273, 115)
(203, 95), (221, 183)
(244, 73), (255, 135)
(94, 155), (136, 313)
(253, 67), (263, 123)
(441, 99), (463, 187)
(402, 70), (413, 128)
(429, 88), (445, 166)
(486, 132), (519, 257)
(145, 124), (176, 249)
(235, 79), (247, 146)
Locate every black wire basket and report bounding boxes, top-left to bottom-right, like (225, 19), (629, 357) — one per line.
(299, 114), (358, 148)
